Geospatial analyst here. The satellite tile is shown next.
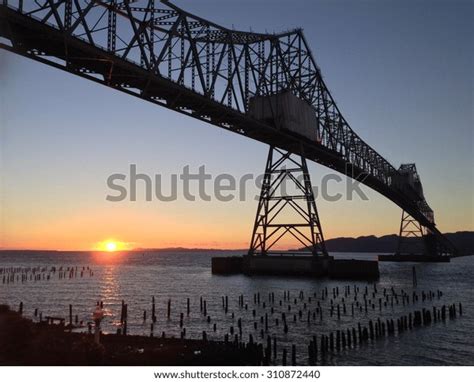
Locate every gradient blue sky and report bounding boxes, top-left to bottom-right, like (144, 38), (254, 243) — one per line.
(0, 0), (472, 250)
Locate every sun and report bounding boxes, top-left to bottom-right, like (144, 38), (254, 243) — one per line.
(105, 241), (117, 252)
(95, 239), (131, 252)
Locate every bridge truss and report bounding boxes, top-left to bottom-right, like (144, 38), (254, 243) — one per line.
(0, 0), (456, 255)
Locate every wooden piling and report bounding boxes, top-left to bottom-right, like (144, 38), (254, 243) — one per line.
(152, 296), (156, 322)
(273, 336), (277, 359)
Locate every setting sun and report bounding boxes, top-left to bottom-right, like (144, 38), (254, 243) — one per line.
(94, 239), (130, 252)
(105, 241), (117, 252)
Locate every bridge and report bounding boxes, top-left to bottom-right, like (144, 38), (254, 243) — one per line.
(0, 0), (456, 257)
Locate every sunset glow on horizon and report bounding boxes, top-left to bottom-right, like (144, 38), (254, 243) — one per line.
(105, 242), (116, 252)
(95, 240), (131, 252)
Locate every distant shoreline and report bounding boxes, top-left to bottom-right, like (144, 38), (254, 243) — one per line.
(1, 231), (472, 255)
(0, 248), (245, 253)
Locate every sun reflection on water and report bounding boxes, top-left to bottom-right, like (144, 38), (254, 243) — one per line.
(99, 265), (120, 324)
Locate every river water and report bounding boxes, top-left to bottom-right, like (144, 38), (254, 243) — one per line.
(0, 250), (473, 365)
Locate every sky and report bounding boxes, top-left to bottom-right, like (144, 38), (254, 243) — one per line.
(0, 0), (473, 251)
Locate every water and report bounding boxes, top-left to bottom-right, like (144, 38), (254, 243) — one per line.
(1, 250), (473, 365)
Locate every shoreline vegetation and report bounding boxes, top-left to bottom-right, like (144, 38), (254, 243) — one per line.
(0, 231), (472, 255)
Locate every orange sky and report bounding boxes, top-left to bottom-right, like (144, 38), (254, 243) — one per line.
(1, 183), (471, 251)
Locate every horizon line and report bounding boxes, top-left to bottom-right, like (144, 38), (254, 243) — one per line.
(1, 230), (470, 252)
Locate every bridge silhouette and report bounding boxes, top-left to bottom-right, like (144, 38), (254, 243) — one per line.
(0, 0), (456, 257)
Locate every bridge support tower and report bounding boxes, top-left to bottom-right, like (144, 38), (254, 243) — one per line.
(248, 146), (327, 256)
(397, 210), (448, 256)
(396, 210), (426, 255)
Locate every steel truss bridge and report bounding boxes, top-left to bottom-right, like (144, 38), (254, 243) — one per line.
(0, 0), (456, 256)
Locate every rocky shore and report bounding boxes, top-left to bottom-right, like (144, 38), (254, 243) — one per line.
(0, 305), (262, 366)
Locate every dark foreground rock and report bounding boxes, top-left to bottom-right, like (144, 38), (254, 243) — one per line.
(0, 305), (262, 366)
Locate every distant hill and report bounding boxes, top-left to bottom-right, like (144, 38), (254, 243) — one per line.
(319, 231), (473, 255)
